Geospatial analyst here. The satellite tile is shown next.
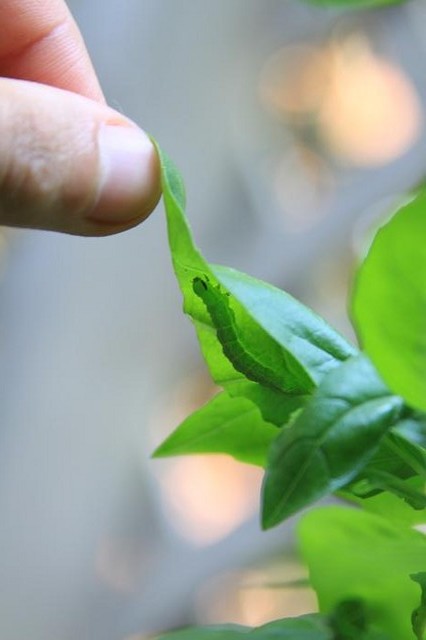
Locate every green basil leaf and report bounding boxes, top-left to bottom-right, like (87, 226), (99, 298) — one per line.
(193, 312), (308, 426)
(340, 478), (426, 527)
(192, 276), (306, 393)
(213, 265), (357, 388)
(387, 430), (426, 478)
(361, 432), (425, 481)
(350, 420), (426, 480)
(154, 142), (312, 395)
(155, 614), (333, 640)
(153, 391), (278, 467)
(352, 187), (426, 413)
(330, 599), (391, 640)
(154, 141), (356, 402)
(359, 471), (426, 510)
(262, 356), (404, 528)
(227, 381), (308, 427)
(394, 414), (426, 449)
(411, 573), (426, 640)
(154, 141), (310, 429)
(346, 429), (426, 504)
(299, 507), (426, 640)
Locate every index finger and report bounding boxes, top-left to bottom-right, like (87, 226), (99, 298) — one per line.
(0, 0), (104, 101)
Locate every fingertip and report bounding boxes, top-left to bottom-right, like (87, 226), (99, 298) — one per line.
(87, 125), (161, 229)
(0, 79), (161, 236)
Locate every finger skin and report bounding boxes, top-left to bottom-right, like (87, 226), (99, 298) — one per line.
(0, 0), (104, 101)
(0, 2), (161, 235)
(0, 79), (160, 236)
(0, 2), (160, 236)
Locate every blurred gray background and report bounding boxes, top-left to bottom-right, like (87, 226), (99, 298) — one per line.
(0, 1), (426, 638)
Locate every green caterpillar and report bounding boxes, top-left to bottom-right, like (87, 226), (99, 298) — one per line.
(193, 276), (293, 392)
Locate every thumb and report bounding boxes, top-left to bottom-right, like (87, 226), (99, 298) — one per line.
(0, 78), (161, 235)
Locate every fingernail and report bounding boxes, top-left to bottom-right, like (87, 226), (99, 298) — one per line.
(88, 124), (157, 224)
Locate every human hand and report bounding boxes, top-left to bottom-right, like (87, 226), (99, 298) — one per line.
(0, 0), (160, 235)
